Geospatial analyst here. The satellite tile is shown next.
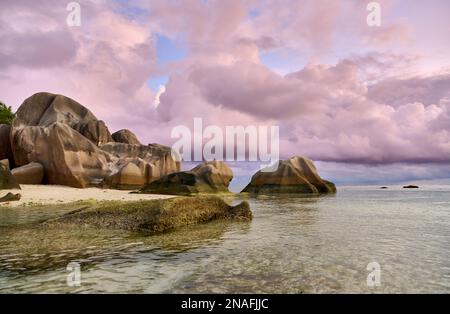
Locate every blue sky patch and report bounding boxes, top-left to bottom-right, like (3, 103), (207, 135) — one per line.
(259, 50), (307, 75)
(156, 34), (187, 67)
(147, 75), (169, 93)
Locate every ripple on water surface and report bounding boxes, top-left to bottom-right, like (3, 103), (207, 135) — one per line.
(0, 186), (449, 293)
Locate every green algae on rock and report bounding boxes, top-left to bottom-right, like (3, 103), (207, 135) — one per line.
(44, 196), (252, 232)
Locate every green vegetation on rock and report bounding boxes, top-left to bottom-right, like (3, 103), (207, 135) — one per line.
(44, 196), (252, 232)
(0, 102), (15, 125)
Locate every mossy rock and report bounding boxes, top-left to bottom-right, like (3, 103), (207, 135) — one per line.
(44, 196), (252, 232)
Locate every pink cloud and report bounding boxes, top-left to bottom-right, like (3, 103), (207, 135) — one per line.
(0, 0), (449, 181)
(153, 54), (450, 164)
(0, 0), (159, 132)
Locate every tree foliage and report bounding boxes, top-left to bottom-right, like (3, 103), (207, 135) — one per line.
(0, 101), (15, 125)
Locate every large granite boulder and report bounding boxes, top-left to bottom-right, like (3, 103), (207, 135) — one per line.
(112, 129), (141, 145)
(12, 120), (114, 188)
(191, 160), (233, 190)
(101, 142), (180, 184)
(0, 162), (20, 190)
(10, 92), (179, 188)
(11, 92), (115, 164)
(12, 92), (112, 148)
(242, 156), (336, 194)
(105, 162), (146, 190)
(10, 93), (117, 187)
(11, 162), (44, 185)
(73, 120), (112, 146)
(0, 124), (14, 167)
(140, 161), (233, 195)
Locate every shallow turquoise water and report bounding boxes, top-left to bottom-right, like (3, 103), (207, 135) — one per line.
(0, 186), (449, 293)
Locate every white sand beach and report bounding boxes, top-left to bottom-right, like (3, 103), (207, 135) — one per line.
(0, 185), (174, 207)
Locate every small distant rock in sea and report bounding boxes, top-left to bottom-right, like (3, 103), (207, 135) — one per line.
(403, 185), (419, 189)
(380, 187), (388, 189)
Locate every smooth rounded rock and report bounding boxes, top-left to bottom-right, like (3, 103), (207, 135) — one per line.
(11, 162), (44, 185)
(242, 156), (336, 195)
(112, 129), (141, 145)
(107, 162), (146, 189)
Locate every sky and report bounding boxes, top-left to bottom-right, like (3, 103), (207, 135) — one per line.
(1, 0), (450, 190)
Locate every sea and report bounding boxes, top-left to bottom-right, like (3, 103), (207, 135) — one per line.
(0, 185), (449, 293)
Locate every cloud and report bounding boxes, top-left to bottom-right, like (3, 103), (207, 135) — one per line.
(316, 161), (450, 185)
(0, 31), (78, 69)
(153, 85), (166, 107)
(1, 0), (450, 183)
(154, 54), (450, 164)
(0, 0), (158, 132)
(367, 74), (450, 107)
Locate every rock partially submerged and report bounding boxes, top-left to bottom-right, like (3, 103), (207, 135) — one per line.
(0, 192), (21, 203)
(403, 185), (419, 189)
(242, 156), (336, 195)
(0, 162), (20, 190)
(44, 196), (252, 232)
(140, 161), (234, 195)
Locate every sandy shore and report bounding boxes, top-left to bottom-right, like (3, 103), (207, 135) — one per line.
(0, 185), (174, 207)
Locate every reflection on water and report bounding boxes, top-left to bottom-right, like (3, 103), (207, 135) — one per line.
(1, 186), (450, 293)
